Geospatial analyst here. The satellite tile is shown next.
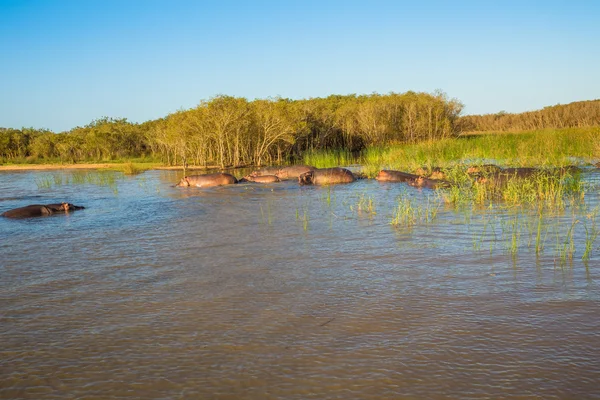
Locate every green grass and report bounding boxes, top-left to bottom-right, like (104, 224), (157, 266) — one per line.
(362, 127), (599, 173)
(303, 149), (355, 168)
(390, 194), (440, 227)
(435, 167), (586, 210)
(300, 127), (599, 177)
(111, 162), (155, 175)
(35, 170), (123, 194)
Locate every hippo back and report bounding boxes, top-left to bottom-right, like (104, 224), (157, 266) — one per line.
(244, 175), (280, 183)
(299, 167), (355, 185)
(2, 205), (49, 218)
(375, 170), (420, 183)
(250, 166), (281, 177)
(178, 173), (238, 188)
(276, 165), (316, 180)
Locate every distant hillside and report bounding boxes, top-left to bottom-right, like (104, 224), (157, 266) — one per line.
(459, 99), (600, 133)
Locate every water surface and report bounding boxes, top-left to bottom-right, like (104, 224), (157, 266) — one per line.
(1, 169), (600, 399)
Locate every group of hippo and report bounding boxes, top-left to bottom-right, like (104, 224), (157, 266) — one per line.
(175, 164), (452, 189)
(176, 163), (584, 191)
(176, 165), (356, 188)
(2, 163), (584, 218)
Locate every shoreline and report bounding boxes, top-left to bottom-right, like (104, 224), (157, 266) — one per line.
(0, 163), (224, 172)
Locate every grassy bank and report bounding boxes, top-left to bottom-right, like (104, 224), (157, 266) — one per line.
(0, 162), (163, 175)
(0, 161), (228, 174)
(303, 127), (600, 176)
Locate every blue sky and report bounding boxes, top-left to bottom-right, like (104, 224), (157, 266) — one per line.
(1, 0), (598, 132)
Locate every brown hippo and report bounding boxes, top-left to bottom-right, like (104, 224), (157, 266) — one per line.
(554, 165), (582, 175)
(250, 166), (281, 177)
(241, 174), (280, 183)
(501, 167), (539, 178)
(2, 203), (85, 218)
(276, 165), (317, 180)
(376, 170), (420, 183)
(414, 167), (446, 180)
(466, 164), (502, 175)
(177, 173), (238, 188)
(476, 166), (577, 188)
(407, 176), (451, 190)
(376, 170), (449, 189)
(298, 167), (355, 185)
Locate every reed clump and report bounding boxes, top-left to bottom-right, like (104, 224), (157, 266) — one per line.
(303, 149), (355, 169)
(390, 195), (440, 227)
(118, 162), (143, 175)
(351, 193), (376, 217)
(439, 168), (585, 210)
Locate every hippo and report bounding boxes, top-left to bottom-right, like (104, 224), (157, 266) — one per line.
(376, 170), (421, 183)
(240, 174), (280, 183)
(554, 165), (582, 175)
(475, 166), (576, 188)
(2, 203), (85, 218)
(250, 166), (281, 177)
(177, 173), (238, 188)
(466, 164), (502, 176)
(376, 170), (450, 189)
(276, 165), (317, 180)
(298, 167), (355, 185)
(414, 167), (446, 180)
(501, 167), (539, 178)
(407, 176), (451, 190)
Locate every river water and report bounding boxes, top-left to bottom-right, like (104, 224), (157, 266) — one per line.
(1, 169), (600, 399)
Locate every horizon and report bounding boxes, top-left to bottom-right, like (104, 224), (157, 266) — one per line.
(1, 0), (599, 132)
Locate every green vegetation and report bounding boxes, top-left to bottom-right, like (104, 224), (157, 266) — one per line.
(1, 92), (463, 167)
(351, 193), (376, 217)
(303, 149), (355, 169)
(390, 193), (440, 227)
(298, 127), (600, 180)
(460, 99), (600, 133)
(35, 170), (123, 193)
(3, 95), (598, 179)
(359, 127), (600, 174)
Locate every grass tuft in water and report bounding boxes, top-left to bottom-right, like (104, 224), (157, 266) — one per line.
(353, 193), (376, 217)
(120, 162), (141, 175)
(390, 194), (440, 227)
(582, 207), (599, 261)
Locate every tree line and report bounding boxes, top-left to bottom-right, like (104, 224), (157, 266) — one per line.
(0, 92), (462, 166)
(459, 99), (600, 133)
(2, 94), (598, 166)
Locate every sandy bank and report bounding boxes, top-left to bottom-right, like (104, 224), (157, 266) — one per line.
(0, 164), (220, 171)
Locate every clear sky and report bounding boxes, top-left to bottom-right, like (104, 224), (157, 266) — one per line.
(1, 0), (598, 132)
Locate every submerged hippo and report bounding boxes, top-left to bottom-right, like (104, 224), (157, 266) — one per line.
(376, 170), (449, 189)
(250, 166), (281, 177)
(466, 164), (502, 176)
(414, 167), (446, 180)
(376, 170), (420, 183)
(240, 174), (280, 183)
(408, 176), (451, 190)
(501, 167), (539, 178)
(298, 167), (355, 185)
(2, 203), (85, 218)
(276, 165), (316, 180)
(474, 166), (573, 187)
(177, 173), (238, 188)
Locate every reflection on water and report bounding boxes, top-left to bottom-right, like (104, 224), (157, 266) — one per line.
(1, 169), (600, 399)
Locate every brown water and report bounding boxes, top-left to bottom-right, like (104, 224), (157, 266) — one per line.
(1, 169), (600, 399)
